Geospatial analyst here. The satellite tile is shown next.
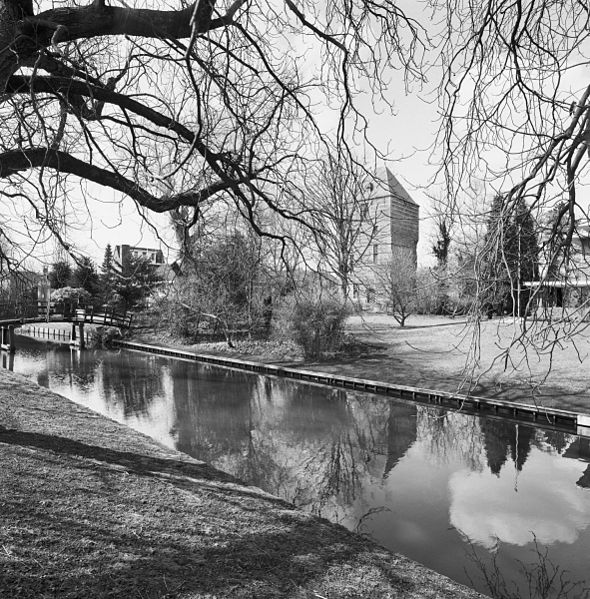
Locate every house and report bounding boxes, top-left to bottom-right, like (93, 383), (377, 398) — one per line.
(113, 244), (165, 276)
(525, 222), (590, 316)
(0, 269), (42, 303)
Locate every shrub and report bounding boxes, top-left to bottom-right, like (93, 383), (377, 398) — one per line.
(51, 287), (91, 305)
(274, 295), (348, 360)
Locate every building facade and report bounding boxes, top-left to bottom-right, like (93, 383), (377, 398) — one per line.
(114, 245), (165, 276)
(355, 168), (419, 306)
(526, 222), (590, 316)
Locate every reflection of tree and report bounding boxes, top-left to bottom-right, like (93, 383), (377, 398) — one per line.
(21, 338), (98, 390)
(182, 375), (398, 525)
(465, 536), (590, 599)
(563, 438), (590, 491)
(249, 380), (364, 516)
(99, 351), (164, 416)
(563, 438), (590, 462)
(543, 431), (573, 455)
(481, 419), (535, 475)
(418, 407), (484, 471)
(172, 362), (256, 463)
(576, 467), (590, 490)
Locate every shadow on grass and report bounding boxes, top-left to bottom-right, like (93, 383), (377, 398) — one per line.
(0, 429), (418, 598)
(0, 428), (284, 502)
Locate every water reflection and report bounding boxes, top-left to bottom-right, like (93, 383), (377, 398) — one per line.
(6, 335), (590, 598)
(1, 351), (14, 371)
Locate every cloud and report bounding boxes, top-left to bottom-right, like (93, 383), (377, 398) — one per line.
(449, 448), (590, 549)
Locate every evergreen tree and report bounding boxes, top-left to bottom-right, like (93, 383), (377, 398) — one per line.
(481, 194), (539, 316)
(71, 256), (100, 300)
(49, 260), (71, 289)
(513, 197), (540, 315)
(99, 244), (116, 306)
(101, 244), (114, 275)
(115, 254), (159, 310)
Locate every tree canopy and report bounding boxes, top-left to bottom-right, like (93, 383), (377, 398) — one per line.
(1, 0), (589, 315)
(0, 0), (425, 267)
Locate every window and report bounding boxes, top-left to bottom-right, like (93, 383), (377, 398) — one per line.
(372, 244), (379, 263)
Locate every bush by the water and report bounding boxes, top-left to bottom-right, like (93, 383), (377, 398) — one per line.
(89, 326), (122, 349)
(274, 296), (348, 359)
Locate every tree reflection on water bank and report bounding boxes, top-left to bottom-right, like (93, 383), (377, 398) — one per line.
(6, 335), (590, 598)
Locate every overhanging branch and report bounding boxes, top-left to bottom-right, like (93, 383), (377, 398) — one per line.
(0, 148), (246, 212)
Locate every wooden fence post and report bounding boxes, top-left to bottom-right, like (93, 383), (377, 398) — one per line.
(8, 325), (15, 353)
(78, 323), (85, 350)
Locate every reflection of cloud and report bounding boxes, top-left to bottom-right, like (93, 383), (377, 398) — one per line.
(450, 448), (590, 549)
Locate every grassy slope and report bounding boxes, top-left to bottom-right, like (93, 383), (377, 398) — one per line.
(0, 371), (486, 599)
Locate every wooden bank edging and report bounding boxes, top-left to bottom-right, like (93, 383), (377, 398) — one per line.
(113, 339), (590, 438)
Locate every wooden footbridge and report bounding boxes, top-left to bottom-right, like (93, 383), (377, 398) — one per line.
(0, 300), (133, 352)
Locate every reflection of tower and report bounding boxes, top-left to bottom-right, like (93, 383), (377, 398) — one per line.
(383, 403), (417, 478)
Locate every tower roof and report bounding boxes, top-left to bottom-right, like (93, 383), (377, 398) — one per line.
(378, 167), (419, 207)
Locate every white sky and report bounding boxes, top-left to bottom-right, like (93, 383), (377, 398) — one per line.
(66, 74), (442, 269)
(36, 0), (590, 270)
(53, 0), (443, 269)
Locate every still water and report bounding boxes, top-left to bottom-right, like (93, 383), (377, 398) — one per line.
(4, 336), (590, 598)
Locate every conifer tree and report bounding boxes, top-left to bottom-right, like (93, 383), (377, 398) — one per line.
(481, 195), (539, 317)
(101, 244), (114, 275)
(71, 256), (100, 300)
(49, 260), (71, 289)
(100, 244), (116, 305)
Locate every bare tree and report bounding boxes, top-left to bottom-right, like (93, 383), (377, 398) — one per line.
(0, 0), (425, 266)
(429, 192), (458, 314)
(373, 249), (417, 327)
(308, 152), (381, 302)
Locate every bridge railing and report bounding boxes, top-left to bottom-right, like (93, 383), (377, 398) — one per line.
(0, 300), (133, 328)
(72, 306), (133, 328)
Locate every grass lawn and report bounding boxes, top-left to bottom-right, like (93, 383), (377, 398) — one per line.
(338, 314), (590, 412)
(131, 312), (590, 413)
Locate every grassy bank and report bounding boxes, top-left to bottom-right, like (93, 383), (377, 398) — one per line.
(131, 314), (590, 414)
(0, 370), (486, 598)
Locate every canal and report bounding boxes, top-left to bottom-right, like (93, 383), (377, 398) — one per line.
(4, 335), (590, 598)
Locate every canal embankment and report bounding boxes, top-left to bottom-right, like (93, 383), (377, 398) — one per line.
(130, 313), (590, 414)
(0, 369), (486, 598)
(113, 339), (590, 438)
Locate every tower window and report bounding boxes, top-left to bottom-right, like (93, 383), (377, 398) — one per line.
(372, 244), (379, 263)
